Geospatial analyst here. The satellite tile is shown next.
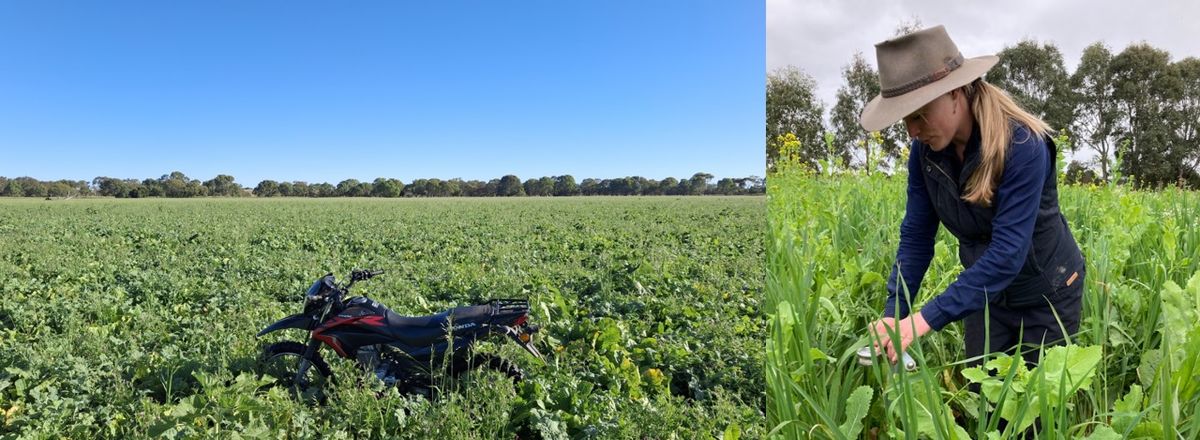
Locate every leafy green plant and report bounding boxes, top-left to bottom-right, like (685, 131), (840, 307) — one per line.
(768, 165), (1200, 438)
(0, 196), (765, 438)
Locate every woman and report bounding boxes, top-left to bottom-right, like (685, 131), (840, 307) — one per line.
(860, 25), (1086, 369)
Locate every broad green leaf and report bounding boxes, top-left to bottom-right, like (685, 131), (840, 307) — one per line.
(961, 366), (989, 383)
(1130, 421), (1164, 439)
(1084, 425), (1124, 440)
(1138, 349), (1162, 390)
(722, 422), (740, 440)
(1114, 384), (1143, 413)
(838, 386), (872, 439)
(950, 424), (971, 440)
(1111, 384), (1143, 434)
(1173, 326), (1200, 401)
(808, 347), (835, 363)
(1031, 345), (1102, 404)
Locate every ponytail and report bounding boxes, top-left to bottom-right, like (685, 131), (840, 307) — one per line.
(961, 78), (1052, 206)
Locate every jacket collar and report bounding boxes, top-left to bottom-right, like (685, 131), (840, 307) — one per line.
(925, 119), (982, 185)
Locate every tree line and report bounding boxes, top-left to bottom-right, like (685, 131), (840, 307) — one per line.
(0, 172), (765, 198)
(768, 27), (1200, 188)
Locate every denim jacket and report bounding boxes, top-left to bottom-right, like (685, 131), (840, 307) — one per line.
(884, 122), (1086, 330)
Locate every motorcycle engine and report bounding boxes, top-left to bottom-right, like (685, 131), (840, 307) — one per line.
(356, 345), (402, 387)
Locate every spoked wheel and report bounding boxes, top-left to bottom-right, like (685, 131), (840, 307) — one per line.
(259, 341), (333, 403)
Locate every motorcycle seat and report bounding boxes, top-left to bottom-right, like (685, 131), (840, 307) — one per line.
(379, 305), (493, 347)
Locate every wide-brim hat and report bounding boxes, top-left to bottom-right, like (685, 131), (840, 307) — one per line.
(859, 25), (999, 132)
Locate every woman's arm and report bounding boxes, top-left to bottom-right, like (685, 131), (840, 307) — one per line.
(884, 141), (939, 319)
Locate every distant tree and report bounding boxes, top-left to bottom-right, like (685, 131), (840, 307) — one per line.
(45, 181), (70, 197)
(1071, 42), (1119, 181)
(51, 180), (90, 197)
(523, 178), (553, 196)
(156, 171), (206, 197)
(831, 52), (905, 174)
(336, 179), (361, 196)
(291, 181), (312, 197)
(12, 177), (47, 197)
(746, 175), (765, 194)
(497, 175), (524, 196)
(161, 172), (186, 197)
(460, 180), (486, 197)
(689, 173), (713, 195)
(1, 179), (22, 197)
(538, 176), (555, 196)
(371, 177), (404, 197)
(658, 177), (680, 195)
(553, 175), (579, 196)
(312, 182), (336, 197)
(356, 181), (373, 197)
(1111, 43), (1182, 186)
(767, 66), (827, 171)
(580, 178), (600, 196)
(1065, 161), (1098, 185)
(404, 179), (427, 197)
(483, 179), (500, 196)
(674, 179), (690, 195)
(644, 178), (665, 195)
(595, 179), (614, 195)
(93, 177), (138, 198)
(138, 178), (161, 197)
(203, 174), (241, 197)
(986, 39), (1075, 136)
(254, 180), (281, 197)
(608, 177), (633, 196)
(1169, 57), (1200, 180)
(715, 178), (739, 195)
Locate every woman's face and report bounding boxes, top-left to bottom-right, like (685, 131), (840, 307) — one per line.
(902, 91), (962, 151)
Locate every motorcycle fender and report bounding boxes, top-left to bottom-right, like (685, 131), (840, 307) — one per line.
(504, 329), (545, 362)
(256, 314), (316, 337)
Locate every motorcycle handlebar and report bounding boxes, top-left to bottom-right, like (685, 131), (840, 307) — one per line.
(350, 269), (385, 282)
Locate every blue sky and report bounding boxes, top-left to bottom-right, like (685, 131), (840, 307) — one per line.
(0, 1), (764, 186)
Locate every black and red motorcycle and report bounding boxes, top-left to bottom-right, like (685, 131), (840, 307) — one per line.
(256, 269), (542, 400)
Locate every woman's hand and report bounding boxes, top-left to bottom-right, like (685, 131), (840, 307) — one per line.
(868, 312), (932, 365)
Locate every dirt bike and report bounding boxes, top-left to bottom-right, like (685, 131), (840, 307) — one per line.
(256, 269), (543, 401)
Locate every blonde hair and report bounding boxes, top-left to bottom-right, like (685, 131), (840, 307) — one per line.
(960, 78), (1052, 206)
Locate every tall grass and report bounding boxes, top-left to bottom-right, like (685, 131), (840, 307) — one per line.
(767, 168), (1200, 439)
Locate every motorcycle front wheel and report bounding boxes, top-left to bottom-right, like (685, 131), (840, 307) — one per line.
(259, 341), (333, 403)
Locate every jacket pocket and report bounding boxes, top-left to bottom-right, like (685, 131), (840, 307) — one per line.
(1043, 215), (1086, 290)
(1003, 250), (1053, 308)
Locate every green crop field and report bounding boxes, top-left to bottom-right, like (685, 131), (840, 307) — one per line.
(767, 168), (1200, 439)
(0, 196), (764, 439)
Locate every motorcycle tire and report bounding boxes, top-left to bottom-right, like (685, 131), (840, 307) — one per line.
(259, 341), (333, 403)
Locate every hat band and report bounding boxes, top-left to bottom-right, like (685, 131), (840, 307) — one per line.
(880, 54), (965, 98)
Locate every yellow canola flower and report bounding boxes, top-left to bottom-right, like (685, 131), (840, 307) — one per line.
(644, 368), (665, 387)
(5, 404), (19, 425)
